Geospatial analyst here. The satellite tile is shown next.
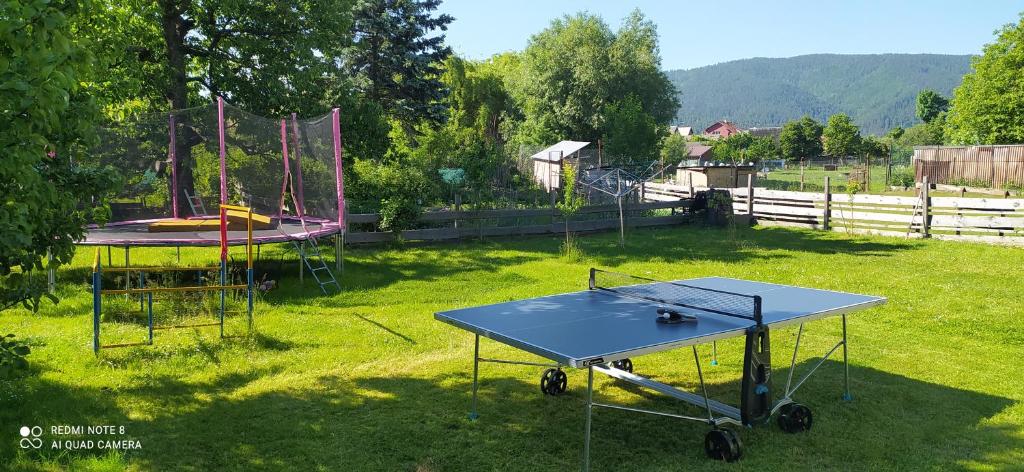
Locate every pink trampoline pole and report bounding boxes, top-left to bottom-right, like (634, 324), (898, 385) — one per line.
(332, 108), (346, 230)
(217, 96), (227, 205)
(278, 119), (291, 219)
(290, 113), (306, 223)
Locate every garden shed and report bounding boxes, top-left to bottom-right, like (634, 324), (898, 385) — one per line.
(676, 164), (756, 188)
(531, 140), (590, 191)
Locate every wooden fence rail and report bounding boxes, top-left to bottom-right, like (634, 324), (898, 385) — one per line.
(345, 199), (693, 244)
(643, 180), (1024, 245)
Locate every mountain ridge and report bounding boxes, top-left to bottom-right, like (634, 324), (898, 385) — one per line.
(665, 53), (973, 135)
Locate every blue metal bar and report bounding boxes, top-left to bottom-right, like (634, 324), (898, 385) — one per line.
(220, 260), (226, 338)
(147, 292), (154, 345)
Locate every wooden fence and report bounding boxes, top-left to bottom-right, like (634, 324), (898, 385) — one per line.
(644, 180), (1024, 245)
(344, 200), (693, 244)
(914, 145), (1024, 189)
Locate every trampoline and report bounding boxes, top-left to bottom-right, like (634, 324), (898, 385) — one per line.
(81, 97), (347, 251)
(82, 217), (342, 247)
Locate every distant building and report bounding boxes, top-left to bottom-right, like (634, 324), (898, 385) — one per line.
(746, 126), (783, 140)
(703, 120), (740, 139)
(669, 125), (694, 137)
(684, 142), (713, 164)
(530, 140), (590, 191)
(676, 163), (757, 188)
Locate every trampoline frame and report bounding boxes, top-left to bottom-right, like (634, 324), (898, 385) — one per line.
(91, 204), (256, 354)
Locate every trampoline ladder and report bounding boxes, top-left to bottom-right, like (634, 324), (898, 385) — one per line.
(295, 238), (341, 294)
(185, 190), (208, 217)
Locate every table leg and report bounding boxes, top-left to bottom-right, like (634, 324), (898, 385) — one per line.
(582, 366), (594, 472)
(693, 345), (715, 424)
(842, 314), (852, 401)
(470, 334), (480, 420)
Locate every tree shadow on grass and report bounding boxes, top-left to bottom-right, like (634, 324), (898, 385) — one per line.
(7, 356), (1016, 471)
(55, 224), (917, 312)
(267, 244), (547, 305)
(581, 225), (918, 268)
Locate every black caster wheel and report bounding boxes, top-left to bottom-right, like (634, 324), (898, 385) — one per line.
(612, 358), (633, 373)
(540, 368), (568, 396)
(777, 403), (813, 433)
(704, 428), (742, 462)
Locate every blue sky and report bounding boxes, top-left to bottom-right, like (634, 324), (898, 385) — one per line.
(437, 0), (1023, 70)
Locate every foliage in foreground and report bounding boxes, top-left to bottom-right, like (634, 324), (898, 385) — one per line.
(0, 334), (31, 379)
(0, 0), (118, 312)
(946, 13), (1024, 145)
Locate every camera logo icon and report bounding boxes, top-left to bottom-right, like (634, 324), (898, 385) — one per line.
(19, 426), (43, 449)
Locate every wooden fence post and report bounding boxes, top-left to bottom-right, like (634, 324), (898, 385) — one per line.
(823, 176), (831, 231)
(800, 164), (805, 191)
(922, 175), (930, 238)
(454, 193), (461, 230)
(746, 173), (754, 221)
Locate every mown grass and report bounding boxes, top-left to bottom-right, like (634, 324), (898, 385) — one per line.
(2, 224), (1022, 471)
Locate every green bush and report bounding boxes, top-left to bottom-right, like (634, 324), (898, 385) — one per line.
(379, 197), (422, 232)
(891, 168), (916, 188)
(0, 334), (31, 379)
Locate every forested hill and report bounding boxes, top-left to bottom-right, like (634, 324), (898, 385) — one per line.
(666, 54), (972, 135)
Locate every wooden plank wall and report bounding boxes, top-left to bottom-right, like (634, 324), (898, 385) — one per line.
(914, 145), (1024, 188)
(345, 199), (693, 244)
(644, 181), (1024, 245)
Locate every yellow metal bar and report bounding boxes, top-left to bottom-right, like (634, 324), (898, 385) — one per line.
(100, 284), (248, 295)
(99, 342), (151, 349)
(152, 322), (222, 330)
(219, 203), (251, 212)
(100, 266), (220, 273)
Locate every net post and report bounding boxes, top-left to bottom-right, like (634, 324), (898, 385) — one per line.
(278, 119), (290, 219)
(217, 96), (227, 206)
(290, 113), (306, 222)
(332, 108), (346, 230)
(169, 113), (178, 219)
(753, 295), (763, 325)
(588, 268), (597, 290)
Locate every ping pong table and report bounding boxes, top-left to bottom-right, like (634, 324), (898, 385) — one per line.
(435, 269), (886, 469)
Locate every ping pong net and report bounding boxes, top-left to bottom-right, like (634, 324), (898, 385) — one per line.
(589, 268), (763, 324)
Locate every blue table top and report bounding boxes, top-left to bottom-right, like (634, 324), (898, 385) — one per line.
(435, 277), (886, 367)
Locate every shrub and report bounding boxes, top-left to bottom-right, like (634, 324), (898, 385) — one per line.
(891, 168), (916, 188)
(379, 196), (422, 232)
(0, 334), (31, 379)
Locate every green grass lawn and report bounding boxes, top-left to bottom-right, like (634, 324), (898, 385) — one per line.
(2, 225), (1023, 471)
(760, 166), (899, 194)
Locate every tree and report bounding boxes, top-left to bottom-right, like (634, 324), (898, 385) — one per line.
(511, 11), (678, 151)
(660, 133), (688, 166)
(885, 127), (905, 141)
(915, 89), (949, 124)
(602, 95), (662, 161)
(1, 1), (118, 312)
(346, 0), (453, 129)
(946, 13), (1024, 144)
(898, 120), (945, 146)
(779, 116), (823, 161)
(556, 163), (586, 255)
(822, 114), (862, 157)
(81, 0), (366, 215)
(860, 136), (889, 159)
(746, 136), (781, 161)
(709, 133), (753, 163)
